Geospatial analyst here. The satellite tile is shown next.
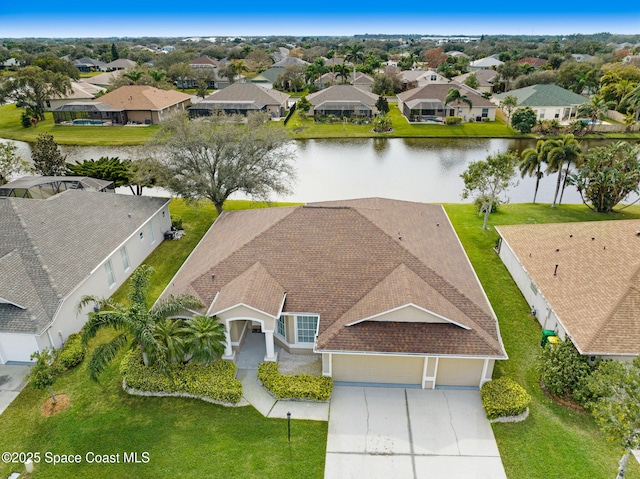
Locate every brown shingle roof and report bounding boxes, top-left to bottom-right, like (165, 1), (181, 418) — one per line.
(497, 220), (640, 355)
(397, 82), (495, 107)
(307, 85), (378, 105)
(95, 85), (191, 111)
(162, 199), (505, 357)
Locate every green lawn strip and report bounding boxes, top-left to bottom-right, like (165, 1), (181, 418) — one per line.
(0, 197), (322, 479)
(444, 202), (640, 479)
(0, 104), (160, 146)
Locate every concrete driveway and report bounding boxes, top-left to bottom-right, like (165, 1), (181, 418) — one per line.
(325, 386), (507, 479)
(0, 364), (29, 415)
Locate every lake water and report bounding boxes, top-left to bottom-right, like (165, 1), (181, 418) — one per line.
(3, 137), (629, 205)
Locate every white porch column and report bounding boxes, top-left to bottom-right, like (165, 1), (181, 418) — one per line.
(221, 322), (236, 361)
(264, 330), (278, 362)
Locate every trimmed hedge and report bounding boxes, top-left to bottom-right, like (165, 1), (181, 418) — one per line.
(258, 362), (332, 401)
(120, 350), (242, 404)
(481, 377), (531, 420)
(56, 333), (85, 370)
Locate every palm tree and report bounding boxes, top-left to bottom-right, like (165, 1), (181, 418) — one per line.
(444, 88), (472, 120)
(344, 44), (366, 84)
(148, 69), (166, 87)
(546, 134), (583, 207)
(334, 63), (350, 84)
(577, 94), (612, 131)
(76, 264), (203, 381)
(124, 69), (143, 83)
(153, 318), (187, 364)
(623, 84), (640, 121)
(520, 139), (549, 203)
(184, 315), (226, 364)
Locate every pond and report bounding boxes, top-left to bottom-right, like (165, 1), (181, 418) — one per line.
(3, 137), (633, 205)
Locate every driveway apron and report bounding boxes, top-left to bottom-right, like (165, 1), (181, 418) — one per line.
(325, 386), (508, 479)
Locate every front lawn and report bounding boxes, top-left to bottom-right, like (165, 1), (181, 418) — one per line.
(445, 202), (640, 479)
(0, 198), (322, 479)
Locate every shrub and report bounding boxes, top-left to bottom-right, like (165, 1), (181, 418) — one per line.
(445, 116), (462, 125)
(474, 194), (500, 214)
(258, 362), (332, 401)
(171, 217), (183, 230)
(21, 111), (33, 128)
(55, 333), (85, 370)
(120, 350), (242, 404)
(481, 377), (531, 420)
(537, 339), (596, 405)
(372, 114), (392, 133)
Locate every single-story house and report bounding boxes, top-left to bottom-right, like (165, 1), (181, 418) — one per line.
(101, 58), (137, 72)
(53, 85), (192, 125)
(189, 56), (222, 69)
(73, 57), (106, 73)
(159, 198), (507, 388)
(493, 84), (588, 122)
(0, 189), (171, 364)
(496, 220), (640, 360)
(189, 83), (290, 118)
(0, 58), (20, 70)
(307, 85), (379, 118)
(468, 57), (504, 71)
(249, 67), (283, 90)
(400, 70), (449, 90)
(45, 81), (105, 111)
(0, 176), (114, 199)
(314, 72), (375, 92)
(453, 70), (498, 95)
(80, 70), (123, 88)
(397, 82), (496, 122)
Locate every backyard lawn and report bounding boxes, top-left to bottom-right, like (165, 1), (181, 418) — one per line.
(1, 199), (640, 479)
(445, 202), (640, 479)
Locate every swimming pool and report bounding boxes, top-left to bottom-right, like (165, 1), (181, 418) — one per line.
(72, 119), (104, 125)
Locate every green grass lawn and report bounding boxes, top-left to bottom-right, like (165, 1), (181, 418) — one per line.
(0, 104), (160, 146)
(2, 198), (640, 479)
(444, 202), (640, 479)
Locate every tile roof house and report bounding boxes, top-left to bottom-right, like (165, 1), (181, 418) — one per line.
(397, 82), (496, 123)
(53, 85), (192, 125)
(189, 83), (290, 118)
(496, 220), (640, 359)
(160, 198), (507, 388)
(307, 85), (379, 118)
(493, 84), (588, 122)
(0, 190), (171, 364)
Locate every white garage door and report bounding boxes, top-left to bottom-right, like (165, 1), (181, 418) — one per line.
(436, 358), (484, 388)
(332, 354), (423, 385)
(0, 333), (38, 364)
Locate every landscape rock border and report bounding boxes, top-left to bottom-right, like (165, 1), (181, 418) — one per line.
(122, 380), (247, 408)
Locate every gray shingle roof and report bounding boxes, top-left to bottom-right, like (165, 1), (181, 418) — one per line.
(494, 84), (588, 107)
(397, 82), (495, 107)
(307, 85), (378, 105)
(202, 83), (289, 106)
(0, 191), (169, 334)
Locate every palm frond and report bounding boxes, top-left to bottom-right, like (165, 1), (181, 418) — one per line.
(87, 333), (127, 381)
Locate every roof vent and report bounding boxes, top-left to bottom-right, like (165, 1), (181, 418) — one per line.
(636, 231), (640, 237)
(555, 248), (560, 252)
(592, 237), (595, 241)
(569, 234), (573, 238)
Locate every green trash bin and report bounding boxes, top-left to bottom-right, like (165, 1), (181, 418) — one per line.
(541, 329), (557, 347)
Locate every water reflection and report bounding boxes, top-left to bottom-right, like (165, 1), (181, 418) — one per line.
(5, 137), (638, 205)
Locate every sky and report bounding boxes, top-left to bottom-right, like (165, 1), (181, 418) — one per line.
(1, 1), (639, 38)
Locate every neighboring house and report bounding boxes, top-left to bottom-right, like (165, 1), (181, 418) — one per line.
(101, 58), (137, 71)
(80, 70), (123, 88)
(73, 57), (106, 73)
(571, 54), (593, 62)
(468, 57), (504, 71)
(45, 81), (105, 111)
(446, 51), (470, 59)
(307, 85), (379, 118)
(515, 57), (548, 69)
(493, 84), (588, 122)
(400, 70), (449, 91)
(0, 176), (114, 199)
(0, 58), (20, 70)
(189, 56), (222, 69)
(0, 189), (171, 364)
(189, 83), (290, 118)
(397, 82), (496, 122)
(496, 220), (640, 360)
(271, 57), (309, 68)
(160, 46), (176, 53)
(314, 72), (374, 92)
(159, 198), (507, 388)
(453, 70), (498, 95)
(248, 67), (284, 90)
(53, 85), (192, 125)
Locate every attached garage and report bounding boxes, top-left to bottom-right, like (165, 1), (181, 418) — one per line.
(0, 334), (39, 363)
(435, 358), (484, 388)
(331, 354), (423, 386)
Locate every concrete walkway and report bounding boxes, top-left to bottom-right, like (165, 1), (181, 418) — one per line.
(0, 364), (29, 415)
(235, 330), (329, 421)
(325, 386), (507, 479)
